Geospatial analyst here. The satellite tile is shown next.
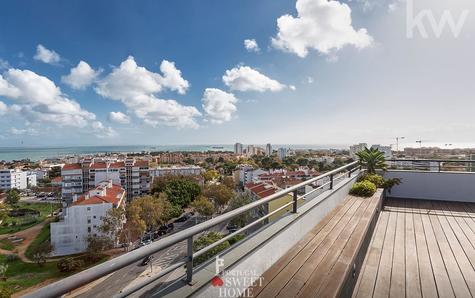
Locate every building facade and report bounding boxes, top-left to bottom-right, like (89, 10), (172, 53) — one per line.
(0, 169), (28, 190)
(349, 143), (368, 158)
(278, 147), (288, 160)
(51, 181), (126, 256)
(265, 143), (272, 157)
(61, 158), (151, 204)
(150, 165), (203, 177)
(234, 143), (243, 155)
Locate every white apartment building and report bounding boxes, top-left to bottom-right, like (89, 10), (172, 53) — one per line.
(246, 145), (255, 157)
(61, 158), (151, 204)
(234, 143), (243, 155)
(278, 147), (288, 160)
(349, 143), (368, 158)
(150, 165), (203, 177)
(26, 171), (37, 187)
(0, 169), (28, 190)
(265, 144), (272, 157)
(371, 144), (393, 159)
(51, 181), (126, 256)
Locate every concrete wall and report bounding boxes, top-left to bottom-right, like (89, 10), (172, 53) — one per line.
(384, 170), (475, 202)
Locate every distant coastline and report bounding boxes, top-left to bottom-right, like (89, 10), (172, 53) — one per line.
(0, 144), (345, 162)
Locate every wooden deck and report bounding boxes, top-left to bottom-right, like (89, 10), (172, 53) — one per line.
(353, 198), (475, 298)
(249, 191), (382, 298)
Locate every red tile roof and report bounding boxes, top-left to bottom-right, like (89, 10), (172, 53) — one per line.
(62, 163), (82, 170)
(89, 162), (107, 169)
(134, 160), (149, 167)
(110, 161), (125, 168)
(72, 184), (125, 206)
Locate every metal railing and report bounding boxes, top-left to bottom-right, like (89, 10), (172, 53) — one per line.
(25, 161), (360, 298)
(387, 159), (475, 172)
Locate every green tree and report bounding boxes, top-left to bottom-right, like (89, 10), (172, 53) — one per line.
(190, 196), (215, 217)
(31, 241), (52, 267)
(193, 232), (230, 265)
(85, 234), (113, 262)
(227, 192), (253, 227)
(6, 189), (20, 205)
(356, 147), (387, 174)
(99, 207), (125, 245)
(203, 184), (234, 213)
(202, 169), (219, 183)
(165, 179), (201, 208)
(127, 196), (165, 230)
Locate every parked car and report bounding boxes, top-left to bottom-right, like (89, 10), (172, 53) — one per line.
(139, 255), (154, 266)
(226, 224), (238, 233)
(174, 213), (192, 223)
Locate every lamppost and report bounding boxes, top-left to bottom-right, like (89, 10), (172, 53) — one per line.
(395, 137), (405, 152)
(416, 140), (422, 156)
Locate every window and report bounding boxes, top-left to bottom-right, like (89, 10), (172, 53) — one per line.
(93, 215), (96, 219)
(87, 207), (91, 211)
(87, 219), (91, 224)
(87, 227), (91, 233)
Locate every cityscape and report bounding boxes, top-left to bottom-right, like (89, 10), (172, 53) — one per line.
(1, 0), (475, 297)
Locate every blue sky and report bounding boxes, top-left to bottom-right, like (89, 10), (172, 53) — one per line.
(1, 0), (474, 148)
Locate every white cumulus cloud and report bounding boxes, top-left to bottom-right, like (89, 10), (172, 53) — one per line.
(222, 66), (286, 92)
(0, 68), (115, 138)
(272, 0), (373, 57)
(34, 44), (61, 64)
(95, 56), (200, 128)
(202, 88), (238, 123)
(0, 101), (7, 115)
(244, 39), (260, 52)
(108, 111), (131, 124)
(9, 127), (38, 136)
(62, 61), (101, 89)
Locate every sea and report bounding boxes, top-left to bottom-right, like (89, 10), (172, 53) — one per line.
(0, 144), (346, 162)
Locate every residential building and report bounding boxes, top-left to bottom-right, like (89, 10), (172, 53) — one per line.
(234, 143), (243, 155)
(265, 143), (272, 157)
(349, 143), (368, 158)
(61, 158), (151, 204)
(246, 145), (255, 157)
(0, 169), (27, 190)
(469, 154), (475, 172)
(371, 144), (392, 159)
(34, 168), (49, 180)
(26, 171), (37, 187)
(150, 165), (204, 177)
(51, 181), (126, 256)
(277, 147), (287, 160)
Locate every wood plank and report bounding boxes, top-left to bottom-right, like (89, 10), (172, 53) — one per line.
(440, 202), (475, 268)
(315, 195), (381, 297)
(353, 209), (390, 298)
(390, 198), (406, 298)
(410, 199), (439, 298)
(405, 199), (422, 298)
(267, 198), (367, 298)
(372, 206), (397, 298)
(431, 201), (475, 296)
(419, 200), (455, 298)
(251, 196), (357, 297)
(295, 197), (374, 297)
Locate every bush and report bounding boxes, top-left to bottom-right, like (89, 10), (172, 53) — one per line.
(5, 254), (19, 262)
(382, 178), (402, 192)
(57, 257), (84, 272)
(350, 181), (377, 197)
(0, 286), (12, 298)
(358, 174), (385, 188)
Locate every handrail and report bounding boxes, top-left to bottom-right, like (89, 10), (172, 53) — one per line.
(24, 161), (359, 298)
(387, 158), (475, 163)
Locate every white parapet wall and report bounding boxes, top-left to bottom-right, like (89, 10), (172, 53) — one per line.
(384, 170), (475, 202)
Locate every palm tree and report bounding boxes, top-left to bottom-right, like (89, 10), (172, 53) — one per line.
(356, 147), (386, 174)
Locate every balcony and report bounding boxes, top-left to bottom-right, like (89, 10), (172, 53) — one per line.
(25, 159), (475, 298)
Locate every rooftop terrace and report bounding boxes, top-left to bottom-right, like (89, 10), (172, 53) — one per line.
(24, 159), (475, 298)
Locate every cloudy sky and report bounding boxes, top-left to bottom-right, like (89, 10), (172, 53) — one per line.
(0, 0), (474, 147)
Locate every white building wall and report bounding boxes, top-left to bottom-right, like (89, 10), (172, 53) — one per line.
(0, 169), (28, 190)
(51, 203), (113, 256)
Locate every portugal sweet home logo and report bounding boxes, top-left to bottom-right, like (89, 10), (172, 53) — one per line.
(211, 256), (264, 297)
